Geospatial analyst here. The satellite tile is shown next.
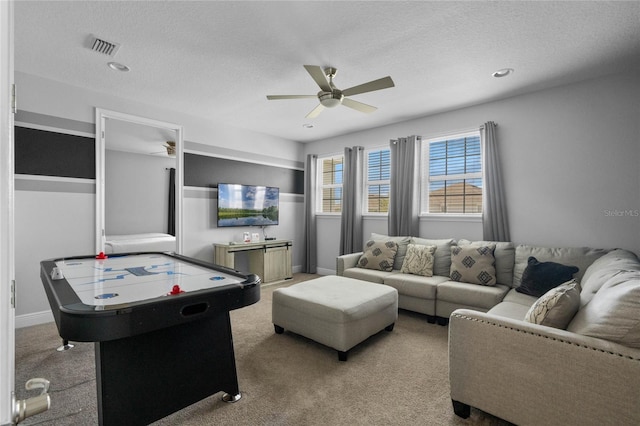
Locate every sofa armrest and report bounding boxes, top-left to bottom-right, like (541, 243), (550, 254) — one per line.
(336, 252), (362, 276)
(449, 309), (640, 426)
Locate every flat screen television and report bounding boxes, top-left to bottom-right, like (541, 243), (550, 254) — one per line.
(217, 183), (279, 227)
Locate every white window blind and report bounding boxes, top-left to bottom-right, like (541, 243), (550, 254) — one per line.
(318, 155), (343, 213)
(365, 148), (390, 213)
(422, 132), (482, 214)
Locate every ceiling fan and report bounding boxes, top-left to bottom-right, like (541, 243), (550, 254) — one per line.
(266, 65), (395, 118)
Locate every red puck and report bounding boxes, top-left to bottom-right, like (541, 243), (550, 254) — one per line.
(169, 285), (184, 295)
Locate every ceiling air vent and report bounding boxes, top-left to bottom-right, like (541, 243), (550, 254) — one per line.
(89, 36), (121, 57)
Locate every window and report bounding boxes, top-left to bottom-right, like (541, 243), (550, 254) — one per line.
(318, 155), (343, 213)
(422, 132), (482, 214)
(365, 148), (390, 213)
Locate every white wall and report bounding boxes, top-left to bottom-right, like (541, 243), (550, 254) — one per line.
(305, 71), (640, 273)
(13, 70), (640, 321)
(15, 187), (95, 322)
(14, 72), (306, 324)
(183, 190), (304, 270)
(105, 150), (175, 235)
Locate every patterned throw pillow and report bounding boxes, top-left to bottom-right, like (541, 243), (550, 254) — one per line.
(401, 244), (436, 277)
(524, 279), (580, 329)
(516, 256), (579, 297)
(450, 245), (497, 286)
(357, 240), (398, 272)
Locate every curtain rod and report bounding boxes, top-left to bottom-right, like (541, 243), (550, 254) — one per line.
(422, 123), (497, 141)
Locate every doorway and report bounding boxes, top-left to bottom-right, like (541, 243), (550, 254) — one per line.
(95, 109), (184, 254)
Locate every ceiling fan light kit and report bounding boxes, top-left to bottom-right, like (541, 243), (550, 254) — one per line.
(319, 91), (343, 108)
(266, 65), (394, 118)
(165, 141), (176, 157)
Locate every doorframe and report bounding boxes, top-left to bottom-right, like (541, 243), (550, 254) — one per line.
(0, 0), (15, 424)
(95, 109), (184, 254)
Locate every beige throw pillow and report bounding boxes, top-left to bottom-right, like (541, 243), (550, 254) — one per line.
(357, 240), (398, 272)
(524, 279), (580, 329)
(450, 244), (497, 286)
(410, 237), (455, 276)
(401, 244), (436, 277)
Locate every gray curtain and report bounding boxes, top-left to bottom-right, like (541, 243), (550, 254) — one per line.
(481, 121), (510, 241)
(303, 154), (317, 273)
(388, 136), (420, 236)
(339, 146), (364, 255)
(167, 167), (175, 236)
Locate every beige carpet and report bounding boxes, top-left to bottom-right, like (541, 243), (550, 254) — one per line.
(16, 273), (512, 425)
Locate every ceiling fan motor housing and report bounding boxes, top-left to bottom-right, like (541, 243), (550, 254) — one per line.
(319, 90), (344, 108)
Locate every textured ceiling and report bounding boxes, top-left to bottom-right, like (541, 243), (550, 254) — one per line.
(14, 1), (640, 143)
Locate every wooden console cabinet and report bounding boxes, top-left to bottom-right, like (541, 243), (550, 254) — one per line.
(213, 240), (293, 284)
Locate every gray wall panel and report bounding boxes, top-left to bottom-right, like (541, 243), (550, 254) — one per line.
(184, 153), (304, 194)
(15, 126), (95, 179)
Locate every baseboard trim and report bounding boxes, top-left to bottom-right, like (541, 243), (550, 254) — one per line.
(16, 310), (54, 329)
(317, 267), (334, 276)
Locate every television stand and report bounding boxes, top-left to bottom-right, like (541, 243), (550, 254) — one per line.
(213, 240), (293, 284)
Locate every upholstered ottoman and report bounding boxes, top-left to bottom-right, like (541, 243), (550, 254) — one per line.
(272, 275), (398, 361)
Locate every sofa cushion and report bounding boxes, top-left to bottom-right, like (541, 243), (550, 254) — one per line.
(524, 279), (580, 329)
(512, 245), (608, 288)
(400, 244), (436, 277)
(437, 281), (510, 310)
(579, 249), (640, 307)
(410, 237), (455, 276)
(516, 256), (579, 297)
(458, 240), (515, 286)
(502, 288), (538, 307)
(450, 244), (497, 286)
(371, 233), (410, 270)
(383, 273), (448, 300)
(343, 267), (396, 284)
(568, 270), (640, 348)
(357, 240), (398, 272)
(487, 301), (532, 320)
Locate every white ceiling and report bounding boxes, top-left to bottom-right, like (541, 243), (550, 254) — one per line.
(14, 1), (640, 143)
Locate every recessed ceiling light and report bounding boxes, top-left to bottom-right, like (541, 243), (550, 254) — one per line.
(108, 61), (130, 72)
(302, 123), (314, 129)
(492, 68), (513, 78)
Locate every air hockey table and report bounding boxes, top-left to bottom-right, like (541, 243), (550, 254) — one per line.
(40, 252), (260, 426)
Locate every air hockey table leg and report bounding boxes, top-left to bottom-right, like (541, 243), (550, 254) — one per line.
(222, 392), (242, 403)
(56, 339), (74, 351)
(95, 311), (242, 425)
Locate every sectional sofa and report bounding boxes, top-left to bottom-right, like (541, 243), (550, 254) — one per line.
(336, 233), (640, 425)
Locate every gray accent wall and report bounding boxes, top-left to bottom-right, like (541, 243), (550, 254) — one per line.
(15, 126), (95, 178)
(184, 153), (303, 193)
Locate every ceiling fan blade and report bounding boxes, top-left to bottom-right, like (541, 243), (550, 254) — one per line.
(342, 76), (395, 97)
(342, 97), (378, 114)
(304, 65), (332, 92)
(305, 104), (325, 119)
(267, 95), (317, 100)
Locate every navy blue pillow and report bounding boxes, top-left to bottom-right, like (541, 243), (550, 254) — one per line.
(516, 256), (579, 297)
